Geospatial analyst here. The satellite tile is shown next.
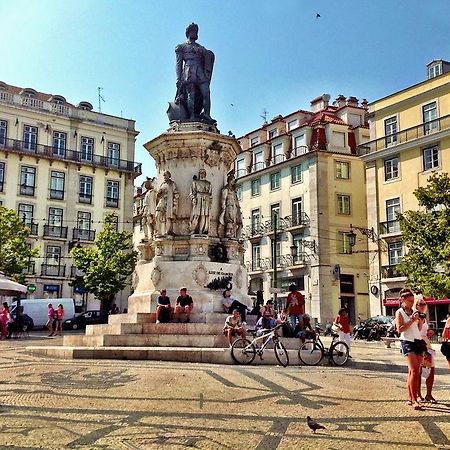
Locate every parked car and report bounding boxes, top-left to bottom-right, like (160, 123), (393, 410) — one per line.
(63, 310), (109, 330)
(353, 315), (395, 340)
(7, 314), (34, 336)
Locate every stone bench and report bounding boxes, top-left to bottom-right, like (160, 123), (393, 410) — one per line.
(381, 337), (401, 348)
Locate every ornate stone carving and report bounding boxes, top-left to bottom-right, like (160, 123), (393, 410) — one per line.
(156, 171), (179, 236)
(235, 267), (243, 289)
(189, 168), (212, 235)
(218, 171), (243, 239)
(192, 263), (208, 287)
(141, 177), (156, 240)
(151, 266), (162, 286)
(155, 245), (164, 256)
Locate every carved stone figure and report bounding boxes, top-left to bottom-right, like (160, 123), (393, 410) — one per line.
(156, 171), (179, 236)
(141, 178), (156, 240)
(189, 169), (212, 235)
(167, 23), (216, 124)
(219, 172), (243, 239)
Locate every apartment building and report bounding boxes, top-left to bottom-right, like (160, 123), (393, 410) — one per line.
(357, 59), (450, 329)
(0, 81), (140, 311)
(236, 94), (370, 324)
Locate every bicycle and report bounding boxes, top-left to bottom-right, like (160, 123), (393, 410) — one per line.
(298, 326), (349, 366)
(230, 322), (289, 367)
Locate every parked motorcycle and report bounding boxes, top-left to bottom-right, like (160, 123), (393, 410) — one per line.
(352, 315), (395, 340)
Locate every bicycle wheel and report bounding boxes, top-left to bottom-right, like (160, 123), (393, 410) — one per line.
(231, 338), (256, 364)
(329, 341), (349, 366)
(274, 340), (289, 367)
(298, 341), (324, 366)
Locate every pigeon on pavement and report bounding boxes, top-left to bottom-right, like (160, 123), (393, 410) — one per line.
(307, 416), (326, 433)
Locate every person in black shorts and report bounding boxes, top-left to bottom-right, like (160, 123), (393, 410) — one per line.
(174, 287), (194, 323)
(156, 289), (172, 324)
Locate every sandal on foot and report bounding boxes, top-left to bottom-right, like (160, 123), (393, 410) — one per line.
(406, 400), (413, 406)
(425, 395), (437, 404)
(413, 403), (424, 410)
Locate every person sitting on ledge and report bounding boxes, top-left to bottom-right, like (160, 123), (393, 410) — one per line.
(156, 289), (172, 324)
(174, 287), (194, 323)
(223, 309), (246, 347)
(222, 290), (251, 325)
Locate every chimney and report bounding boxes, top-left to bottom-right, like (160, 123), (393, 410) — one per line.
(310, 94), (331, 112)
(361, 99), (368, 110)
(335, 94), (346, 108)
(346, 96), (359, 107)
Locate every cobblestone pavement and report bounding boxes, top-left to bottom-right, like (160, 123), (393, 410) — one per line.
(0, 335), (449, 449)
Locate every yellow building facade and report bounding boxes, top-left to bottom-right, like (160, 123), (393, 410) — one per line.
(236, 94), (370, 324)
(0, 81), (140, 311)
(357, 60), (450, 329)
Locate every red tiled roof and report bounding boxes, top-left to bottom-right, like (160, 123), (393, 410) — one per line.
(307, 111), (347, 126)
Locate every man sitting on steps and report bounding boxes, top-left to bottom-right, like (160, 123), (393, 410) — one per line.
(174, 287), (194, 323)
(223, 309), (246, 347)
(156, 289), (173, 324)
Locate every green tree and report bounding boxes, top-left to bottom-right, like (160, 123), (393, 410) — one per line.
(70, 214), (138, 310)
(0, 206), (39, 283)
(397, 172), (450, 298)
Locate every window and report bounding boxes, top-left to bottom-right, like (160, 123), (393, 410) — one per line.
(79, 175), (93, 204)
(236, 184), (243, 201)
(386, 197), (401, 232)
(423, 102), (438, 134)
(251, 178), (261, 196)
(272, 143), (283, 163)
(292, 234), (303, 258)
(268, 129), (278, 139)
(250, 136), (260, 147)
(335, 161), (350, 179)
(106, 180), (120, 207)
(337, 194), (351, 215)
(251, 209), (260, 234)
(23, 125), (38, 151)
(332, 131), (345, 147)
(293, 134), (306, 156)
(253, 151), (264, 171)
(287, 119), (298, 131)
(251, 243), (261, 270)
(77, 211), (92, 240)
(384, 117), (397, 146)
(46, 245), (61, 266)
(291, 164), (302, 183)
(270, 203), (280, 229)
(48, 207), (63, 226)
(0, 119), (7, 145)
(339, 232), (353, 254)
(0, 161), (4, 192)
(270, 172), (281, 190)
(52, 131), (66, 157)
(384, 157), (399, 181)
(18, 203), (34, 226)
(292, 198), (303, 225)
(107, 142), (120, 167)
(428, 63), (442, 79)
(50, 171), (65, 200)
(236, 158), (246, 178)
(80, 137), (94, 161)
(20, 166), (36, 196)
(388, 241), (403, 265)
(423, 145), (439, 171)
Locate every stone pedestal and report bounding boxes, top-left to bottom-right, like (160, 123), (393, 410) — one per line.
(128, 122), (250, 315)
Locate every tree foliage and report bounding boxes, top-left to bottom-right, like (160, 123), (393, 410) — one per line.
(0, 206), (39, 283)
(397, 172), (450, 298)
(70, 214), (138, 309)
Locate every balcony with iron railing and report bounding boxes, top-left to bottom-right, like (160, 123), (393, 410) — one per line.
(73, 228), (96, 241)
(41, 264), (66, 277)
(291, 145), (309, 157)
(246, 253), (309, 273)
(242, 222), (266, 240)
(284, 212), (310, 230)
(0, 137), (142, 175)
(105, 197), (119, 208)
(379, 220), (401, 236)
(356, 115), (450, 156)
(43, 225), (68, 239)
(49, 189), (64, 200)
(381, 264), (406, 279)
(25, 221), (38, 236)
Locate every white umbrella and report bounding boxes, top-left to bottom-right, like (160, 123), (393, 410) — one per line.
(0, 272), (27, 296)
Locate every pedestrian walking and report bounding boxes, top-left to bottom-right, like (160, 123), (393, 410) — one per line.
(0, 302), (11, 339)
(441, 315), (450, 368)
(47, 303), (56, 336)
(55, 304), (64, 336)
(334, 307), (352, 356)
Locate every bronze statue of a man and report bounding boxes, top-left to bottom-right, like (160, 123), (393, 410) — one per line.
(168, 23), (216, 124)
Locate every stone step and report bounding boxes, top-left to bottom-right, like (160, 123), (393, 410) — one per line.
(26, 345), (302, 365)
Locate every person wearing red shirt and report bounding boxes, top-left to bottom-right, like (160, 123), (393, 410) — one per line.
(334, 307), (351, 354)
(286, 284), (305, 327)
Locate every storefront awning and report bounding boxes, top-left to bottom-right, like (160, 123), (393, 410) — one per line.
(383, 297), (450, 306)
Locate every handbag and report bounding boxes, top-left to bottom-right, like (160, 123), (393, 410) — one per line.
(331, 322), (341, 334)
(413, 339), (427, 355)
(441, 341), (450, 358)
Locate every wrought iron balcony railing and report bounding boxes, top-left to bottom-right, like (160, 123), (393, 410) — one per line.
(357, 114), (450, 156)
(379, 220), (401, 235)
(43, 225), (68, 239)
(49, 189), (64, 200)
(245, 253), (310, 272)
(41, 264), (66, 277)
(24, 222), (38, 235)
(0, 137), (142, 175)
(381, 264), (405, 279)
(105, 197), (119, 208)
(73, 228), (96, 241)
(284, 212), (310, 228)
(291, 145), (309, 157)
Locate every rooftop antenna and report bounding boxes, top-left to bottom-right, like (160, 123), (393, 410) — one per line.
(260, 108), (268, 125)
(98, 87), (105, 113)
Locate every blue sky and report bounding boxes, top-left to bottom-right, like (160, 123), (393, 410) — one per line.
(1, 0), (449, 183)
